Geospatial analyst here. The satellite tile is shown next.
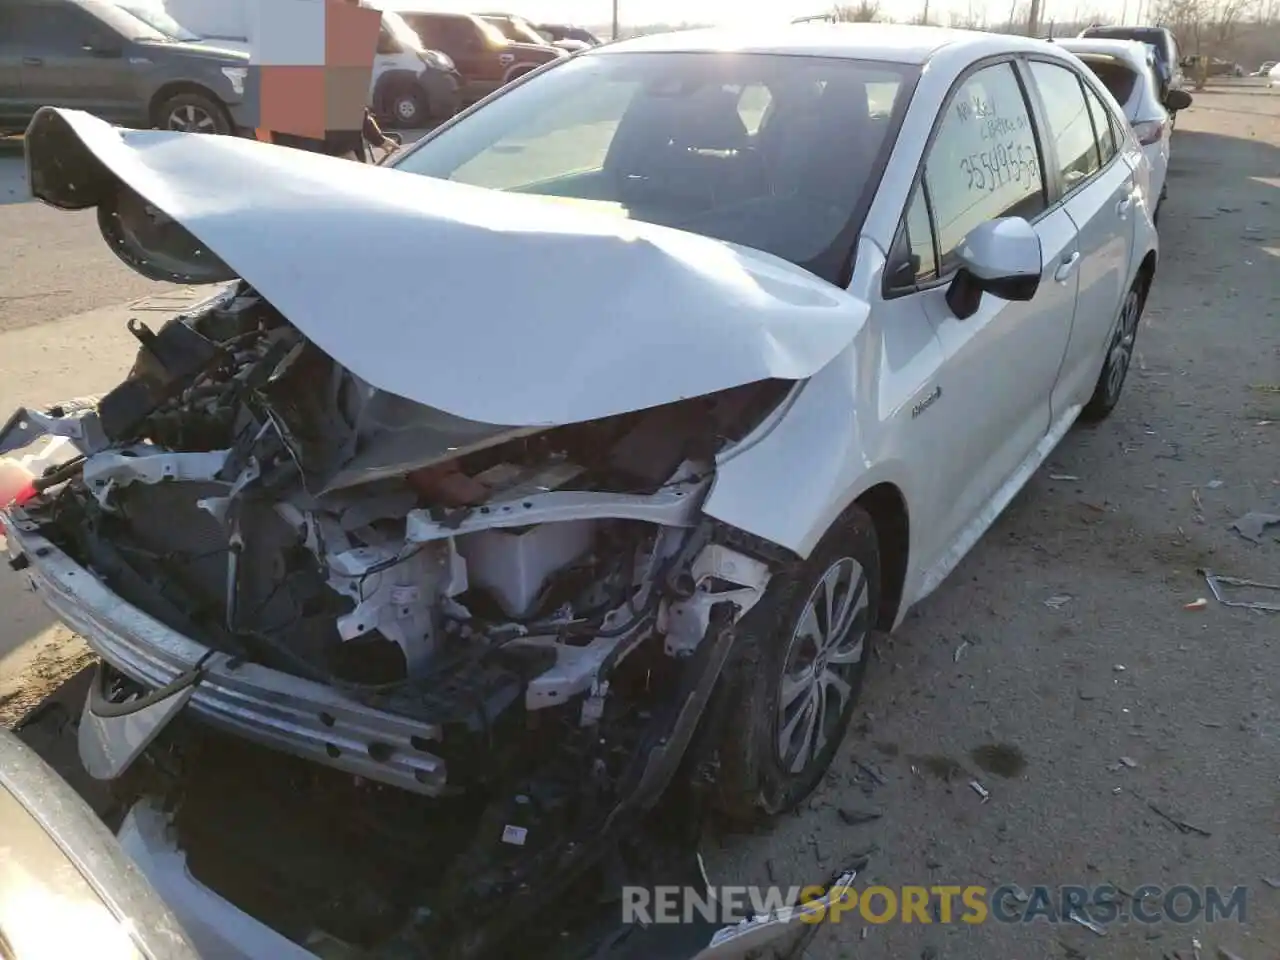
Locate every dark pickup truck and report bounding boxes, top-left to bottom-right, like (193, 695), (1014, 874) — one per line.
(399, 10), (566, 104)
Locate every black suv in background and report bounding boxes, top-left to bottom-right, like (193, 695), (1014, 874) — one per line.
(0, 0), (252, 136)
(398, 10), (566, 105)
(1079, 24), (1185, 100)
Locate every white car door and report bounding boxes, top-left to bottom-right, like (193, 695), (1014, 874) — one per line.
(1026, 59), (1139, 417)
(882, 59), (1079, 573)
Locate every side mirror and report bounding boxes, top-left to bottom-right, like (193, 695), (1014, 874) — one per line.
(1165, 89), (1193, 111)
(945, 217), (1042, 320)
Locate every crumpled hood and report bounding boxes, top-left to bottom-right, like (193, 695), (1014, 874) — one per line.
(26, 107), (869, 428)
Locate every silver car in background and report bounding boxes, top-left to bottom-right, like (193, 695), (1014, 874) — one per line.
(1055, 37), (1193, 222)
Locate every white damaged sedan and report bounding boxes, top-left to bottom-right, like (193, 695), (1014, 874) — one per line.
(2, 23), (1156, 960)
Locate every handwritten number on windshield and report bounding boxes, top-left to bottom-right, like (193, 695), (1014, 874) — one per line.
(960, 141), (1040, 194)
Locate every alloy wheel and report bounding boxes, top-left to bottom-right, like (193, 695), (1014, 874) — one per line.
(166, 105), (218, 134)
(776, 556), (870, 775)
(1106, 287), (1142, 403)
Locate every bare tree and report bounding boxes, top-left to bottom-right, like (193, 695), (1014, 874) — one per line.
(834, 1), (883, 21)
(949, 0), (988, 28)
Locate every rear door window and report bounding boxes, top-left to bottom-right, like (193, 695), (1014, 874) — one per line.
(1028, 61), (1101, 193)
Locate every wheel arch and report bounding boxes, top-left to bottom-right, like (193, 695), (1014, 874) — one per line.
(854, 483), (910, 631)
(147, 82), (228, 128)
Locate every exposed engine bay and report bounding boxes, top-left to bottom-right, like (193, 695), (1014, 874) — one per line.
(5, 285), (847, 958)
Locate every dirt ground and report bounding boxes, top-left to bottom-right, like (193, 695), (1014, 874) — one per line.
(1, 85), (1277, 960)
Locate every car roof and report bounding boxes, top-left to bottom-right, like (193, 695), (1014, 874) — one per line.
(591, 23), (1054, 66)
(1054, 37), (1152, 67)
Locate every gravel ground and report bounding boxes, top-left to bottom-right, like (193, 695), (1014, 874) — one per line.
(1, 88), (1277, 960)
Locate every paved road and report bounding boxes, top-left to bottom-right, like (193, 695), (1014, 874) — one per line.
(1, 94), (1278, 959)
(0, 127), (433, 332)
(0, 153), (177, 331)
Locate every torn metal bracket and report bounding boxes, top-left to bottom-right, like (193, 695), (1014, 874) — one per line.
(83, 448), (232, 508)
(1202, 569), (1280, 613)
(404, 480), (709, 544)
(0, 400), (107, 457)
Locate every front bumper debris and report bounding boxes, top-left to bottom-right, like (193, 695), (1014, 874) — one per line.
(4, 510), (448, 796)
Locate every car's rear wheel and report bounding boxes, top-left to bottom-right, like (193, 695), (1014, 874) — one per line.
(155, 92), (231, 135)
(712, 506), (878, 822)
(1081, 275), (1147, 422)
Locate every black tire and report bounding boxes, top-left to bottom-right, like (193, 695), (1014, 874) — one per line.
(383, 82), (428, 129)
(712, 506), (879, 823)
(153, 91), (231, 135)
(1081, 274), (1148, 422)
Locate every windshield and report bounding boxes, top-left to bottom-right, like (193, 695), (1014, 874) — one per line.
(75, 0), (170, 41)
(394, 52), (914, 281)
(108, 1), (200, 41)
(384, 11), (425, 53)
(507, 16), (550, 45)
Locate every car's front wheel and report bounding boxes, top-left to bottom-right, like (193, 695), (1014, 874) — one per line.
(712, 506), (879, 822)
(1081, 275), (1148, 422)
(386, 82), (428, 129)
(155, 92), (231, 135)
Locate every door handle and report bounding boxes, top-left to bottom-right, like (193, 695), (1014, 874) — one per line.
(22, 57), (44, 67)
(1054, 251), (1081, 283)
(1115, 194), (1134, 219)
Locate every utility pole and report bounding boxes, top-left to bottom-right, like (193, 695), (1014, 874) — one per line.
(611, 0), (618, 40)
(922, 0), (930, 23)
(1027, 0), (1041, 34)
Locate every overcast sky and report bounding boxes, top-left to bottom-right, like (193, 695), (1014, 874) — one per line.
(379, 0), (1136, 28)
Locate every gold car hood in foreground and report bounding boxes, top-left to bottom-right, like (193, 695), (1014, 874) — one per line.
(0, 728), (198, 960)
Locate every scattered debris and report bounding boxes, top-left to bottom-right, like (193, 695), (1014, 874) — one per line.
(1217, 948), (1245, 960)
(953, 639), (969, 663)
(1119, 756), (1137, 768)
(1183, 598), (1208, 611)
(1147, 802), (1212, 837)
(1202, 570), (1280, 613)
(1261, 876), (1280, 889)
(1206, 479), (1224, 489)
(1113, 664), (1126, 672)
(855, 760), (888, 786)
(969, 780), (990, 802)
(1068, 908), (1107, 936)
(1049, 473), (1081, 481)
(1044, 595), (1072, 610)
(1199, 721), (1224, 729)
(1228, 511), (1280, 544)
(837, 806), (883, 826)
(1248, 384), (1280, 394)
